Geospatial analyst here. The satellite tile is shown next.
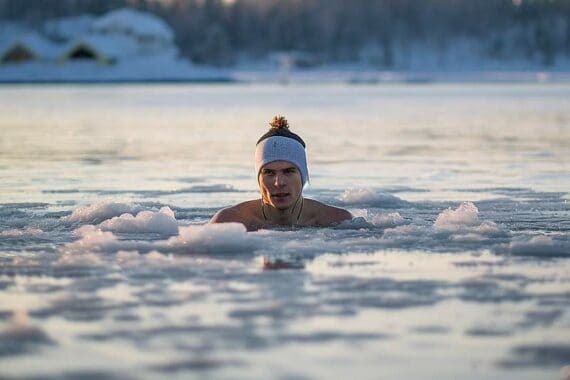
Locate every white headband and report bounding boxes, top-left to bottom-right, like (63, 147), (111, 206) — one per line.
(255, 136), (309, 186)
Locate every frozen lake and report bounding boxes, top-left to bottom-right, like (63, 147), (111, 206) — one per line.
(0, 83), (569, 380)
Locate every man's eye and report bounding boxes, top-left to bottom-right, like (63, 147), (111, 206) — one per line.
(284, 168), (297, 174)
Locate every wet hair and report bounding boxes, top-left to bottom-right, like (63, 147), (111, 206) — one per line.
(256, 116), (306, 148)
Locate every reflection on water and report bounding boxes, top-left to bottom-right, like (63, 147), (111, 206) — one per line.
(0, 84), (569, 380)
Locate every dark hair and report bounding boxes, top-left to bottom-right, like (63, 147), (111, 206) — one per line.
(256, 115), (306, 147)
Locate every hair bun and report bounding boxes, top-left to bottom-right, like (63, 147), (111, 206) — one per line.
(269, 115), (289, 130)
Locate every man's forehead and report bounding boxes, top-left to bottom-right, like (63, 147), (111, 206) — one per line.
(262, 160), (297, 170)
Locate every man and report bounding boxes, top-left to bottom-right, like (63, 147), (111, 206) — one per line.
(210, 116), (352, 231)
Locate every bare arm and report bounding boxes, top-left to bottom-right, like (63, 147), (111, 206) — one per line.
(324, 206), (353, 225)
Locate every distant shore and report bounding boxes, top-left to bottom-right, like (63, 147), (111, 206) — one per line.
(1, 72), (568, 85)
(0, 77), (235, 84)
(1, 62), (570, 84)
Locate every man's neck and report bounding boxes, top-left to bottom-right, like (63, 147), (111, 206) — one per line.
(262, 198), (303, 225)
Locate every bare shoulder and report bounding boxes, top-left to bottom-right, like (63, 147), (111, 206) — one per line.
(209, 206), (242, 224)
(209, 200), (259, 224)
(304, 198), (352, 226)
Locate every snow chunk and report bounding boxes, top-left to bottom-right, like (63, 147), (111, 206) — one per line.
(64, 201), (144, 224)
(63, 225), (161, 255)
(66, 225), (124, 253)
(508, 235), (569, 258)
(371, 212), (407, 228)
(435, 202), (479, 228)
(349, 208), (368, 218)
(63, 223), (259, 256)
(338, 188), (408, 208)
(62, 225), (149, 254)
(163, 223), (259, 254)
(434, 202), (506, 239)
(335, 212), (407, 230)
(98, 207), (178, 236)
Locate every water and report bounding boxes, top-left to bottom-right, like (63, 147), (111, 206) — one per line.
(0, 83), (569, 380)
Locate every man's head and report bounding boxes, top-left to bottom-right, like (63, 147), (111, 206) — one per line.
(258, 160), (303, 210)
(255, 116), (309, 208)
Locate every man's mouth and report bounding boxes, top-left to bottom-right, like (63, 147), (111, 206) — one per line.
(272, 193), (290, 199)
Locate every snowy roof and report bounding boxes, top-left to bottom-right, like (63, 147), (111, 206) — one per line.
(0, 22), (31, 46)
(92, 8), (174, 42)
(0, 32), (61, 60)
(43, 15), (96, 40)
(61, 34), (139, 61)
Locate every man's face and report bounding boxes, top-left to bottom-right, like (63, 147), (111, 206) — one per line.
(259, 160), (303, 210)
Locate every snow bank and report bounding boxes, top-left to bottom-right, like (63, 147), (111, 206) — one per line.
(508, 235), (569, 258)
(92, 8), (174, 42)
(0, 58), (232, 82)
(338, 188), (408, 208)
(99, 207), (178, 236)
(64, 201), (144, 224)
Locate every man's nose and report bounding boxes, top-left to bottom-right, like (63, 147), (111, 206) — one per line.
(274, 173), (286, 187)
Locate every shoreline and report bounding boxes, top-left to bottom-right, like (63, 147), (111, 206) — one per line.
(0, 78), (568, 85)
(0, 77), (236, 85)
(1, 68), (569, 85)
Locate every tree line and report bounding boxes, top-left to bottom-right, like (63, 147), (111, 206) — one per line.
(1, 0), (569, 67)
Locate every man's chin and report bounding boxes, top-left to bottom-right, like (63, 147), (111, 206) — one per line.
(269, 195), (292, 208)
(270, 200), (293, 211)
